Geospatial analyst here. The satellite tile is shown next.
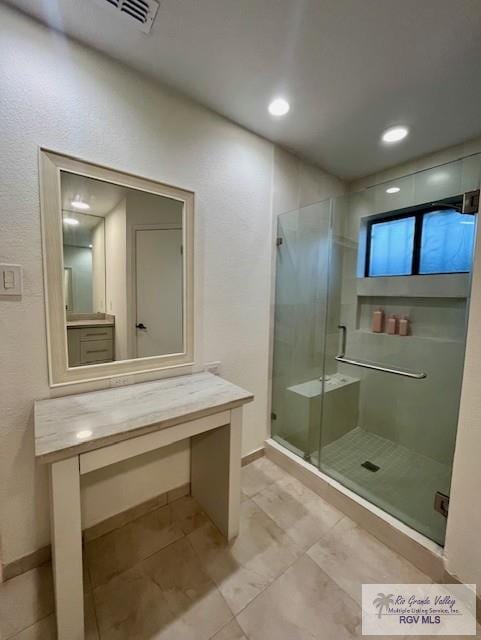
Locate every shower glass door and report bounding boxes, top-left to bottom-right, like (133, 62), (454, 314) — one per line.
(270, 200), (331, 460)
(270, 155), (480, 546)
(318, 156), (480, 545)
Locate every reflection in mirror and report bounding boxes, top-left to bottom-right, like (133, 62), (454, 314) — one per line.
(60, 171), (184, 368)
(62, 211), (105, 314)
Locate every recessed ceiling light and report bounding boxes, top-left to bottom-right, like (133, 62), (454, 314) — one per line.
(386, 187), (401, 194)
(71, 200), (90, 210)
(63, 217), (79, 226)
(89, 244), (93, 248)
(268, 98), (290, 117)
(382, 126), (409, 144)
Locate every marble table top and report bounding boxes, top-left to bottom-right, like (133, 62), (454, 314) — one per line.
(34, 372), (253, 463)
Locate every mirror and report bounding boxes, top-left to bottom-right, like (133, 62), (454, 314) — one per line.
(62, 210), (105, 315)
(40, 150), (194, 385)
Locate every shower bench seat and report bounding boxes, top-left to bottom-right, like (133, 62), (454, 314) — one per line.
(34, 372), (253, 640)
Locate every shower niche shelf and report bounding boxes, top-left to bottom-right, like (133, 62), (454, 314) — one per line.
(355, 329), (417, 341)
(352, 329), (464, 344)
(354, 294), (467, 342)
(356, 274), (469, 299)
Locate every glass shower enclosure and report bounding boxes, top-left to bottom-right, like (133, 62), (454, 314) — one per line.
(271, 155), (480, 546)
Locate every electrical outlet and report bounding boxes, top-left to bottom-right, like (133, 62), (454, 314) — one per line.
(204, 361), (221, 376)
(110, 376), (131, 387)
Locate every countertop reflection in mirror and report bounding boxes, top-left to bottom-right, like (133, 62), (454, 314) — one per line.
(40, 149), (194, 386)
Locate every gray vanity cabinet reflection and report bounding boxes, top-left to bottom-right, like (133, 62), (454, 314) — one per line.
(67, 325), (114, 367)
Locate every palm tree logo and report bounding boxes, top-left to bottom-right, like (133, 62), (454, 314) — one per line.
(373, 593), (395, 618)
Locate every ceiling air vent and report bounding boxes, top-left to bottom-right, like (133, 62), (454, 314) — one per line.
(92, 0), (160, 34)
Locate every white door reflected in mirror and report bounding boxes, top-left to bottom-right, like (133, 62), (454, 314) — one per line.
(135, 227), (183, 358)
(60, 170), (185, 368)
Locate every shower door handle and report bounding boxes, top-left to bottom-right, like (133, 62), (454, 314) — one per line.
(335, 356), (426, 379)
(338, 325), (347, 358)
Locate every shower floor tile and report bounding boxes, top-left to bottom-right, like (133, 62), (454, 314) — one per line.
(313, 427), (451, 545)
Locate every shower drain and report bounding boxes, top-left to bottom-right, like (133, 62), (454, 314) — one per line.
(361, 460), (380, 472)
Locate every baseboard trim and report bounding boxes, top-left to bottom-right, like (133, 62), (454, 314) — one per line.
(2, 544), (52, 582)
(2, 481), (191, 582)
(265, 438), (445, 581)
(241, 446), (265, 467)
(83, 482), (191, 543)
(266, 440), (481, 621)
(439, 569), (481, 624)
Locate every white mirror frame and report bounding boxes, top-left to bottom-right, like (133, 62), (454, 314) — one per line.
(39, 149), (194, 387)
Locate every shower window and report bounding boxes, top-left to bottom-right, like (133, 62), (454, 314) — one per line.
(420, 209), (476, 274)
(368, 215), (415, 276)
(366, 198), (475, 277)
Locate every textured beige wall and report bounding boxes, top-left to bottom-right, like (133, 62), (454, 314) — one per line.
(0, 5), (344, 566)
(0, 4), (268, 563)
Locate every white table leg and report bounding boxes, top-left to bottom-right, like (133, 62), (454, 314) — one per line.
(49, 456), (84, 640)
(191, 407), (243, 540)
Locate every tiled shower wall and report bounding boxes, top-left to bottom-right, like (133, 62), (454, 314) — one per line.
(330, 154), (481, 466)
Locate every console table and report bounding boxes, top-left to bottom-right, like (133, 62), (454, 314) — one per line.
(34, 372), (253, 640)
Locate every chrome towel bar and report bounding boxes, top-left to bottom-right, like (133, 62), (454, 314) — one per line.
(335, 356), (426, 379)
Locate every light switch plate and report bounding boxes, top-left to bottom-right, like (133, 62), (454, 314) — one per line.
(0, 264), (23, 296)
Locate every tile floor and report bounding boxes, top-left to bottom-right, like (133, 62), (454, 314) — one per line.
(318, 427), (451, 544)
(0, 456), (477, 639)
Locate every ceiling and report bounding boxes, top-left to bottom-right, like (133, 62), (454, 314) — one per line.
(61, 172), (124, 246)
(12, 0), (481, 179)
(62, 211), (102, 248)
(61, 172), (126, 217)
